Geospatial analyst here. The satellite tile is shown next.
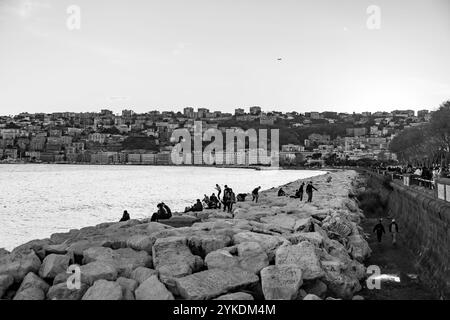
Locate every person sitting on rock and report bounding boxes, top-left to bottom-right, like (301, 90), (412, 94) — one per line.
(209, 193), (220, 208)
(252, 186), (261, 203)
(151, 202), (172, 222)
(119, 210), (130, 222)
(236, 193), (247, 202)
(185, 199), (204, 213)
(278, 188), (286, 197)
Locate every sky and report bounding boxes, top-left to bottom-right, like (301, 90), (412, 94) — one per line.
(0, 0), (449, 115)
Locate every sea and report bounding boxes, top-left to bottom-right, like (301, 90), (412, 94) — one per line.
(0, 164), (324, 250)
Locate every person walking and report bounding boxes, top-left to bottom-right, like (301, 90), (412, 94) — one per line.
(305, 181), (318, 203)
(252, 186), (261, 203)
(373, 219), (386, 243)
(389, 219), (399, 245)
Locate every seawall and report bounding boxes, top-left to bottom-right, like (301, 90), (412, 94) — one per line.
(1, 170), (372, 301)
(362, 171), (450, 299)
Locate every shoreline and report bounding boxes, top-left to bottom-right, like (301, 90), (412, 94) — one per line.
(1, 169), (372, 300)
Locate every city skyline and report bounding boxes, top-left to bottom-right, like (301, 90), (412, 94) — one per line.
(1, 0), (449, 115)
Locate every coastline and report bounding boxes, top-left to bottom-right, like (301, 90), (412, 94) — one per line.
(0, 169), (371, 300)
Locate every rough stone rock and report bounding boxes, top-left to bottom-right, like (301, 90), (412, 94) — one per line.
(293, 217), (313, 232)
(126, 235), (153, 253)
(39, 254), (71, 280)
(346, 235), (371, 262)
(11, 239), (51, 260)
(275, 242), (324, 280)
(146, 222), (174, 234)
(0, 274), (14, 298)
(135, 275), (174, 300)
(303, 294), (322, 300)
(0, 250), (42, 282)
(13, 287), (46, 300)
(352, 295), (364, 300)
(322, 217), (353, 240)
(322, 270), (362, 299)
(13, 272), (50, 300)
(205, 249), (240, 270)
(83, 247), (152, 277)
(0, 248), (10, 258)
(214, 292), (254, 300)
(43, 243), (69, 256)
(260, 214), (297, 231)
(53, 272), (71, 285)
(303, 279), (328, 298)
(82, 280), (123, 300)
(80, 261), (118, 285)
(172, 268), (260, 300)
(236, 242), (269, 274)
(187, 234), (232, 257)
(116, 277), (138, 300)
(131, 267), (159, 285)
(287, 232), (324, 247)
(233, 232), (289, 262)
(152, 236), (203, 278)
(260, 265), (303, 300)
(47, 282), (89, 300)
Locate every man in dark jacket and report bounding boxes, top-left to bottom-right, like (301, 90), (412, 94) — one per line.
(373, 219), (386, 243)
(252, 186), (261, 203)
(305, 181), (318, 202)
(119, 210), (130, 222)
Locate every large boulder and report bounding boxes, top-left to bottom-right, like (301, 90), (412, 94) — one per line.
(187, 234), (232, 257)
(47, 282), (89, 300)
(135, 275), (174, 300)
(83, 247), (152, 277)
(126, 235), (154, 253)
(116, 277), (138, 300)
(0, 250), (41, 283)
(346, 235), (371, 262)
(80, 261), (118, 285)
(82, 280), (123, 300)
(0, 274), (14, 298)
(131, 267), (159, 285)
(152, 237), (203, 278)
(13, 272), (49, 300)
(235, 242), (269, 274)
(260, 265), (303, 300)
(171, 268), (259, 300)
(205, 242), (269, 274)
(287, 232), (324, 247)
(275, 242), (324, 280)
(39, 254), (71, 280)
(233, 232), (289, 262)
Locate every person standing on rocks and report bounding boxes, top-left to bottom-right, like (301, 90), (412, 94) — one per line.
(373, 218), (386, 243)
(252, 186), (261, 203)
(215, 184), (222, 200)
(305, 181), (318, 202)
(298, 182), (305, 201)
(389, 219), (399, 245)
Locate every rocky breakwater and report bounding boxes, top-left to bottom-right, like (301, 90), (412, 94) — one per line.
(0, 170), (371, 300)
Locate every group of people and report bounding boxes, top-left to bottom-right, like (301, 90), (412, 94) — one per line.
(282, 181), (318, 203)
(373, 218), (399, 245)
(118, 201), (173, 223)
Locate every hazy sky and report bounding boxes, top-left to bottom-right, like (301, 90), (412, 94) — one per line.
(0, 0), (449, 115)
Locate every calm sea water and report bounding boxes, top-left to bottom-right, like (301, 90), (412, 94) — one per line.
(0, 164), (323, 250)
